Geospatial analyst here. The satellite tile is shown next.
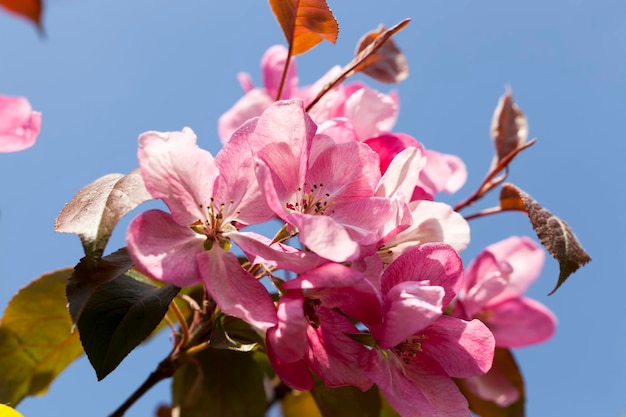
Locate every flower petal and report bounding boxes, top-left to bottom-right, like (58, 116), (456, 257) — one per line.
(126, 209), (204, 287)
(381, 243), (464, 307)
(484, 236), (545, 304)
(421, 316), (495, 378)
(230, 231), (323, 273)
(486, 297), (557, 348)
(0, 95), (41, 152)
(283, 262), (382, 327)
(366, 349), (470, 417)
(266, 330), (314, 391)
(262, 45), (298, 100)
(288, 212), (360, 262)
(267, 294), (308, 362)
(307, 307), (372, 391)
(218, 88), (274, 143)
(198, 248), (277, 330)
(138, 128), (217, 225)
(379, 281), (444, 349)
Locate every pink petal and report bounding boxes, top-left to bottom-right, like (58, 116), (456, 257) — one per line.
(419, 149), (467, 195)
(230, 231), (323, 273)
(376, 147), (425, 200)
(137, 128), (217, 225)
(484, 236), (545, 304)
(213, 125), (274, 225)
(379, 281), (444, 349)
(316, 118), (359, 144)
(366, 350), (471, 417)
(307, 307), (372, 391)
(197, 248), (277, 330)
(486, 297), (557, 348)
(365, 132), (423, 174)
(126, 209), (204, 287)
(0, 95), (41, 152)
(381, 243), (464, 307)
(217, 88), (274, 143)
(267, 294), (308, 363)
(248, 100), (317, 202)
(262, 45), (298, 100)
(330, 197), (396, 246)
(344, 87), (398, 140)
(306, 140), (381, 203)
(282, 262), (382, 327)
(266, 332), (314, 390)
(463, 367), (520, 407)
(420, 316), (495, 377)
(384, 200), (470, 260)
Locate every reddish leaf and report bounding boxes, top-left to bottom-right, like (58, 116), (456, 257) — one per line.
(455, 348), (525, 417)
(55, 169), (152, 260)
(490, 90), (529, 169)
(0, 0), (42, 27)
(305, 19), (410, 112)
(500, 183), (591, 294)
(269, 0), (339, 55)
(354, 25), (408, 83)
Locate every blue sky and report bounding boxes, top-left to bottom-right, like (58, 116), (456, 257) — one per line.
(1, 1), (625, 416)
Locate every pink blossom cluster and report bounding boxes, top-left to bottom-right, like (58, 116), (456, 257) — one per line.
(126, 46), (556, 416)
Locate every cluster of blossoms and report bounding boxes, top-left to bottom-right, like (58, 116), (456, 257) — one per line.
(125, 46), (556, 416)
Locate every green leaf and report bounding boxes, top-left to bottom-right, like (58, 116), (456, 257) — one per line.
(0, 269), (84, 406)
(209, 315), (265, 352)
(55, 169), (152, 260)
(172, 348), (266, 417)
(455, 348), (525, 417)
(310, 381), (381, 417)
(500, 183), (591, 294)
(77, 275), (179, 380)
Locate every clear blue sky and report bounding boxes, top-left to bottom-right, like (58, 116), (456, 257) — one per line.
(1, 1), (624, 416)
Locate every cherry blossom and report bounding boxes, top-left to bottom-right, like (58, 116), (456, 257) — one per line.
(126, 127), (278, 330)
(364, 243), (495, 416)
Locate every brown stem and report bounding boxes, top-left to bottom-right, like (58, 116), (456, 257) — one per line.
(275, 46), (294, 101)
(454, 139), (537, 212)
(107, 357), (176, 417)
(463, 206), (525, 221)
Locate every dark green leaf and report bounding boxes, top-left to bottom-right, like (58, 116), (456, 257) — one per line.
(66, 247), (134, 324)
(172, 348), (266, 417)
(455, 348), (525, 417)
(311, 381), (381, 417)
(77, 275), (179, 380)
(0, 269), (83, 405)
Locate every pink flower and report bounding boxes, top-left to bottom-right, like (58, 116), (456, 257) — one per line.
(218, 45), (297, 142)
(247, 99), (397, 262)
(452, 236), (557, 407)
(374, 147), (470, 262)
(454, 236), (557, 348)
(0, 95), (41, 152)
(126, 127), (278, 330)
(266, 262), (381, 391)
(364, 243), (495, 417)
